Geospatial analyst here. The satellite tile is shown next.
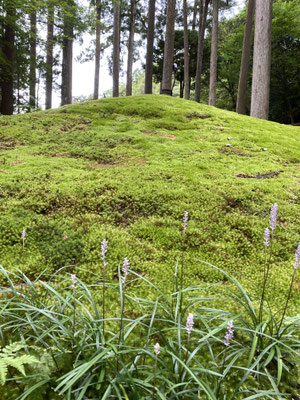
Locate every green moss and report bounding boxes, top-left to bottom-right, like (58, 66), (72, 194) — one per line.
(0, 95), (299, 312)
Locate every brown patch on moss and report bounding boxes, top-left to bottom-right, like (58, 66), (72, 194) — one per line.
(51, 152), (69, 157)
(12, 161), (25, 165)
(218, 146), (250, 157)
(140, 129), (156, 135)
(163, 134), (176, 140)
(236, 171), (282, 179)
(186, 112), (210, 120)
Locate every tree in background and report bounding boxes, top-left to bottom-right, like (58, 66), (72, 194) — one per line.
(236, 0), (255, 114)
(112, 0), (120, 97)
(0, 0), (16, 115)
(161, 0), (176, 95)
(194, 0), (209, 102)
(93, 0), (101, 99)
(126, 0), (137, 96)
(45, 0), (54, 109)
(183, 0), (190, 99)
(144, 0), (156, 94)
(29, 0), (37, 109)
(208, 0), (218, 106)
(250, 0), (273, 120)
(61, 0), (75, 105)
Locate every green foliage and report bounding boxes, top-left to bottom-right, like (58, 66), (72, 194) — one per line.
(0, 342), (38, 385)
(216, 0), (300, 123)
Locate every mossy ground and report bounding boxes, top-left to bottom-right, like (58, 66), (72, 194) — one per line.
(0, 95), (299, 313)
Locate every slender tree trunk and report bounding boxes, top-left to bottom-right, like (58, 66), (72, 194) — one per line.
(126, 0), (137, 96)
(194, 0), (208, 103)
(45, 4), (54, 109)
(192, 0), (199, 31)
(1, 0), (16, 115)
(236, 0), (255, 114)
(112, 0), (120, 97)
(180, 80), (184, 98)
(250, 0), (272, 120)
(183, 0), (189, 99)
(209, 0), (218, 106)
(144, 0), (156, 94)
(29, 3), (37, 109)
(61, 7), (73, 105)
(93, 0), (101, 100)
(161, 0), (176, 96)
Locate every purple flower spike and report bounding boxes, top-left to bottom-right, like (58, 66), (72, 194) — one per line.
(101, 239), (108, 267)
(186, 313), (194, 335)
(269, 203), (278, 231)
(121, 258), (130, 285)
(294, 243), (300, 270)
(154, 343), (160, 355)
(224, 320), (234, 347)
(264, 228), (270, 248)
(182, 211), (189, 234)
(71, 274), (77, 289)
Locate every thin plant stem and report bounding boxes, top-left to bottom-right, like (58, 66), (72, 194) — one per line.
(259, 244), (268, 324)
(259, 231), (274, 326)
(278, 267), (296, 333)
(102, 264), (106, 342)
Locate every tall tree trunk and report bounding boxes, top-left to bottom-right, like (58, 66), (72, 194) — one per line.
(126, 0), (137, 96)
(61, 6), (73, 105)
(93, 0), (101, 100)
(45, 4), (54, 109)
(183, 0), (189, 99)
(250, 0), (272, 120)
(194, 0), (208, 103)
(192, 0), (198, 31)
(1, 0), (16, 115)
(29, 3), (37, 109)
(112, 0), (120, 97)
(236, 0), (255, 114)
(161, 0), (176, 96)
(208, 0), (218, 106)
(144, 0), (156, 94)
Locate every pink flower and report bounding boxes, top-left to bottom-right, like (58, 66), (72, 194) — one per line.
(121, 258), (130, 285)
(154, 343), (160, 355)
(71, 274), (77, 289)
(186, 313), (194, 335)
(294, 243), (300, 270)
(224, 320), (234, 347)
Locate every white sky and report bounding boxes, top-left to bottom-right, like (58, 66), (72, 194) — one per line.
(51, 0), (246, 108)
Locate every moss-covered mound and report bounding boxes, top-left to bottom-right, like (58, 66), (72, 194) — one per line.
(0, 95), (299, 310)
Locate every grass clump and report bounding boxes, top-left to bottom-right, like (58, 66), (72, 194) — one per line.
(0, 210), (299, 399)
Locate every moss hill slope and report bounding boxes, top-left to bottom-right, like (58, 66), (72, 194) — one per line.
(0, 95), (299, 309)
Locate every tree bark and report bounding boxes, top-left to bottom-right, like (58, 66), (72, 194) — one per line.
(29, 3), (37, 109)
(93, 0), (101, 100)
(126, 0), (137, 96)
(192, 0), (199, 31)
(61, 5), (73, 105)
(236, 0), (255, 114)
(144, 0), (156, 94)
(194, 0), (208, 103)
(209, 0), (218, 106)
(1, 0), (16, 115)
(161, 0), (176, 96)
(183, 0), (190, 99)
(250, 0), (272, 120)
(45, 4), (54, 109)
(112, 0), (120, 97)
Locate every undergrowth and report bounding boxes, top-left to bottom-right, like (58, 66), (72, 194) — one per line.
(0, 207), (299, 399)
